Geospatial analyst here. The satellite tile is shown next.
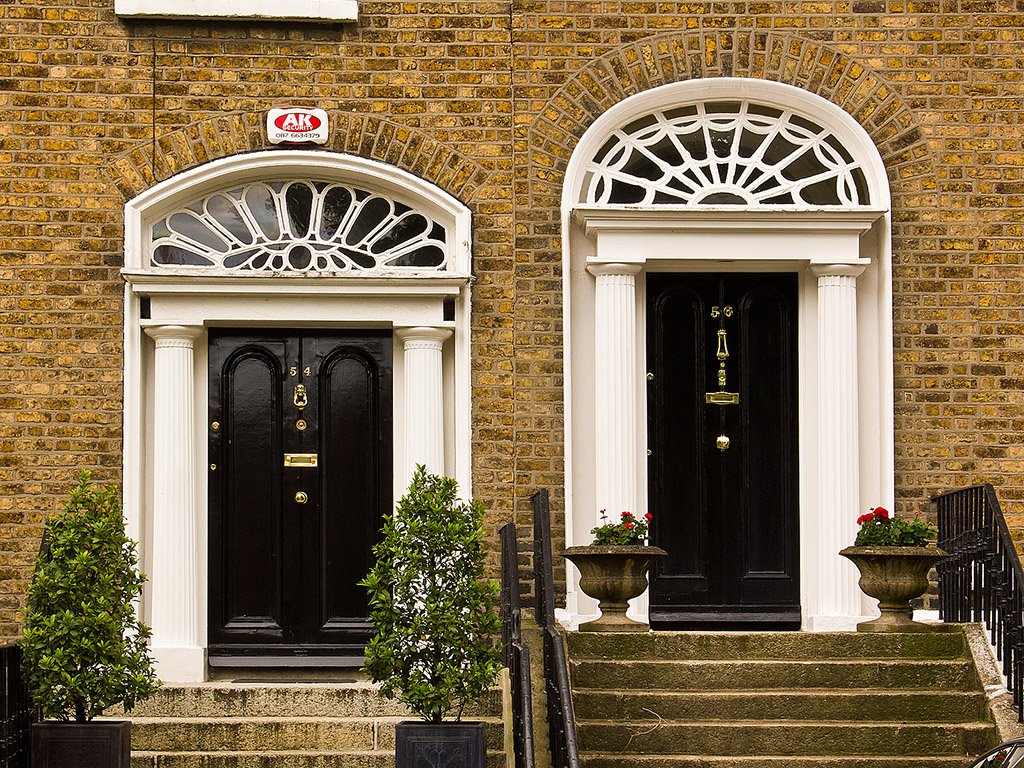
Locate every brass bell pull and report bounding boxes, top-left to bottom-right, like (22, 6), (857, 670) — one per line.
(716, 435), (731, 451)
(295, 491), (308, 504)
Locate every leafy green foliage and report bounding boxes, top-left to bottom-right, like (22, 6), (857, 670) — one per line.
(361, 466), (501, 724)
(590, 510), (652, 545)
(854, 506), (937, 547)
(21, 471), (159, 722)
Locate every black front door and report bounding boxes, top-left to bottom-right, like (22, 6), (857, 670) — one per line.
(647, 273), (799, 629)
(208, 329), (392, 660)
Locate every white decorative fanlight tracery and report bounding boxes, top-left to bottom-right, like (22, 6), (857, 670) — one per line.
(150, 180), (450, 274)
(580, 100), (870, 208)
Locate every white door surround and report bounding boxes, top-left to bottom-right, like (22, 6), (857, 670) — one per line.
(122, 151), (473, 681)
(562, 79), (894, 631)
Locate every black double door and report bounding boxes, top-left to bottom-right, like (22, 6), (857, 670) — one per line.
(208, 329), (392, 660)
(647, 273), (800, 629)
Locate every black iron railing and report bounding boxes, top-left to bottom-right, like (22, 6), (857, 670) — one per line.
(532, 490), (581, 768)
(935, 483), (1024, 721)
(0, 645), (35, 768)
(499, 521), (535, 768)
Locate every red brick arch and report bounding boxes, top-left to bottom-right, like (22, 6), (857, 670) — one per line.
(525, 28), (936, 209)
(106, 111), (494, 204)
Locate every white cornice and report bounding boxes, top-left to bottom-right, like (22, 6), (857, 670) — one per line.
(573, 206), (887, 238)
(122, 271), (470, 297)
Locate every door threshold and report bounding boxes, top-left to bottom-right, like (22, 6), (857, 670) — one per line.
(208, 655), (365, 668)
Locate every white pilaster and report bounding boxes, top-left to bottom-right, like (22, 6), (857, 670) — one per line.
(810, 264), (867, 629)
(588, 263), (643, 520)
(396, 327), (452, 483)
(144, 325), (205, 682)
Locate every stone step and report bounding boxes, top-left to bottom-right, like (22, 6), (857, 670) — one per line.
(569, 658), (979, 691)
(572, 688), (989, 722)
(579, 756), (985, 767)
(575, 720), (995, 757)
(131, 750), (507, 768)
(566, 630), (967, 661)
(122, 683), (501, 719)
(130, 716), (504, 752)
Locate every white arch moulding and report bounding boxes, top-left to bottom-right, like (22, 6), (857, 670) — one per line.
(561, 78), (894, 631)
(122, 150), (473, 681)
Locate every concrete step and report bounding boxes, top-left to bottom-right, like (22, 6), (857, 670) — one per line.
(566, 628), (997, 765)
(579, 757), (985, 767)
(575, 720), (995, 757)
(572, 688), (990, 722)
(123, 683), (501, 719)
(131, 751), (507, 767)
(566, 630), (968, 661)
(569, 658), (979, 691)
(122, 683), (505, 767)
(130, 716), (504, 752)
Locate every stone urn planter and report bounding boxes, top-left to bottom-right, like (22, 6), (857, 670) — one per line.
(563, 545), (667, 632)
(839, 545), (947, 632)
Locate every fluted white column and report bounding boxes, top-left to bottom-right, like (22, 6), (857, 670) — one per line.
(588, 263), (642, 520)
(144, 324), (205, 682)
(397, 327), (452, 483)
(811, 264), (867, 626)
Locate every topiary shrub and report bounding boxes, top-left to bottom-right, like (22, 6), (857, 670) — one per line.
(21, 470), (159, 722)
(361, 465), (501, 723)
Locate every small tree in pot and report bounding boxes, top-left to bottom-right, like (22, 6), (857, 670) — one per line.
(361, 465), (501, 768)
(22, 470), (159, 768)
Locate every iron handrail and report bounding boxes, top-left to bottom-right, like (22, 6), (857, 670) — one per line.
(532, 489), (581, 768)
(935, 483), (1024, 720)
(0, 644), (35, 768)
(499, 521), (535, 768)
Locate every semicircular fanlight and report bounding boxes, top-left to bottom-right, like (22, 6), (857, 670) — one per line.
(151, 181), (449, 273)
(581, 101), (870, 208)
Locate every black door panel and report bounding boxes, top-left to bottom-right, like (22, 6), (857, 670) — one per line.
(209, 330), (392, 657)
(647, 273), (799, 629)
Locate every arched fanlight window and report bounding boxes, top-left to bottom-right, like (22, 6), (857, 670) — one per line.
(150, 180), (449, 273)
(580, 101), (871, 207)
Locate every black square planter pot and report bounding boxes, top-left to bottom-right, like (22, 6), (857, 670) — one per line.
(395, 720), (487, 768)
(31, 720), (131, 768)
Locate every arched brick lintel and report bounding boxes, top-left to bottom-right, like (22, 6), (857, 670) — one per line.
(105, 112), (493, 205)
(527, 29), (936, 205)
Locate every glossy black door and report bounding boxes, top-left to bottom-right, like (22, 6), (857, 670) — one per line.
(208, 330), (392, 659)
(647, 273), (799, 629)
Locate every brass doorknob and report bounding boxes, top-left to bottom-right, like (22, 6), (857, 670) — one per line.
(716, 435), (731, 451)
(295, 491), (308, 504)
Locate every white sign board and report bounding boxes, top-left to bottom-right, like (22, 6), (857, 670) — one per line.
(267, 108), (329, 145)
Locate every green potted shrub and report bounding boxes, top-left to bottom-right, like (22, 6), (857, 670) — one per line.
(21, 470), (160, 768)
(361, 465), (501, 768)
(563, 510), (667, 632)
(839, 506), (947, 632)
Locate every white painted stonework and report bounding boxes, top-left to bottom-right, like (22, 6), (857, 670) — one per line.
(115, 0), (358, 22)
(122, 151), (471, 681)
(561, 79), (895, 631)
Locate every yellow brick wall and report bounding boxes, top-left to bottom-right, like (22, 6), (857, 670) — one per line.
(1, 0), (1023, 636)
